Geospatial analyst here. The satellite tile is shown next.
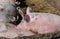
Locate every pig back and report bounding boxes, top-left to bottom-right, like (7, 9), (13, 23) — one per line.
(28, 13), (60, 34)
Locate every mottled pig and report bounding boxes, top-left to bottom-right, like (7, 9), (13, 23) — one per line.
(0, 0), (22, 38)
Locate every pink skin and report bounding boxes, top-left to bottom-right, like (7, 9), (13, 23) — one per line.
(16, 7), (60, 34)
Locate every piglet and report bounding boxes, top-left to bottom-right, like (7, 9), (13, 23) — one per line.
(0, 0), (23, 38)
(16, 7), (60, 35)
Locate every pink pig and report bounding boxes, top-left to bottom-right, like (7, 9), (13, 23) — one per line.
(16, 7), (60, 35)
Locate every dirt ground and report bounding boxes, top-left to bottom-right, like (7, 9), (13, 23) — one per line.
(25, 0), (60, 15)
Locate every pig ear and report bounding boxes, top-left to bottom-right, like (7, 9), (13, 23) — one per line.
(26, 7), (32, 14)
(24, 14), (30, 22)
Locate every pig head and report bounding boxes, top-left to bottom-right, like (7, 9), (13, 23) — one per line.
(17, 7), (60, 34)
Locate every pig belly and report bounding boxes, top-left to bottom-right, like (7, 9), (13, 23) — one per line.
(26, 13), (60, 34)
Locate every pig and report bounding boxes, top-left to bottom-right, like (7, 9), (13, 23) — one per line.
(16, 7), (60, 35)
(0, 0), (23, 38)
(0, 0), (17, 31)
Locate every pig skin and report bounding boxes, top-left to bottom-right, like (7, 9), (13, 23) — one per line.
(17, 7), (60, 34)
